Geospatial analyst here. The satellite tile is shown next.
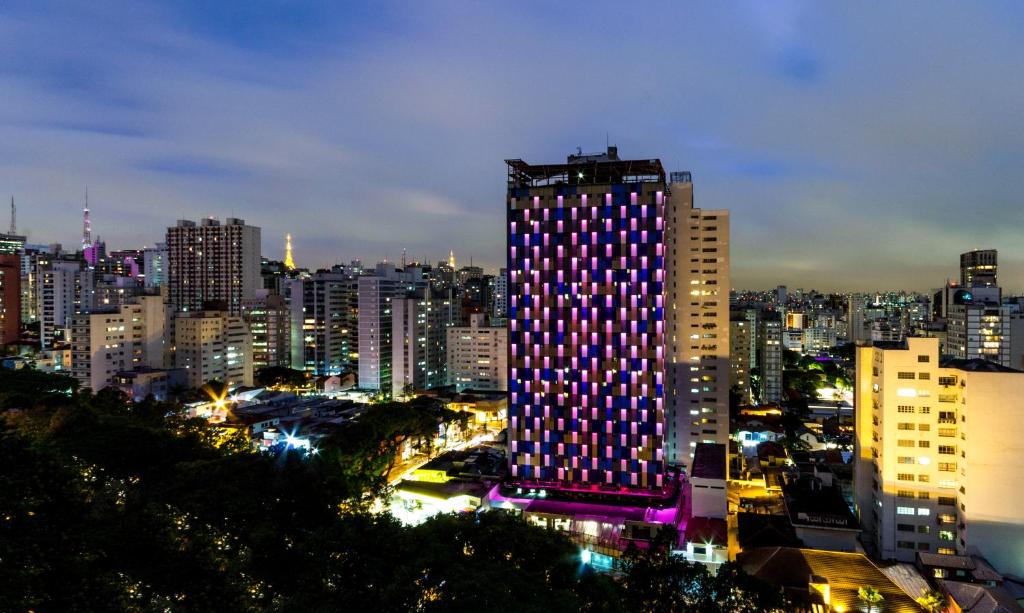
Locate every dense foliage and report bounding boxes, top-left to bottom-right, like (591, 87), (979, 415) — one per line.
(1, 369), (785, 612)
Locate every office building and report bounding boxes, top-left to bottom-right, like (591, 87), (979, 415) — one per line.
(70, 295), (167, 392)
(174, 310), (253, 388)
(664, 171), (730, 466)
(165, 218), (260, 314)
(947, 302), (1011, 366)
(960, 249), (997, 288)
(289, 273), (358, 376)
(241, 292), (290, 371)
(357, 276), (398, 392)
(0, 233), (25, 256)
(0, 254), (20, 344)
(392, 290), (453, 396)
(447, 313), (507, 392)
(854, 337), (1024, 578)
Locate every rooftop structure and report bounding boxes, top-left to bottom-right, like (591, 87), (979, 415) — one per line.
(505, 146), (666, 188)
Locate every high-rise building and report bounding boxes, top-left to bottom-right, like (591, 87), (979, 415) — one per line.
(142, 243), (168, 288)
(0, 254), (20, 344)
(165, 218), (260, 314)
(943, 250), (1010, 366)
(506, 148), (672, 490)
(0, 233), (26, 256)
(664, 171), (730, 467)
(947, 302), (1011, 366)
(392, 289), (453, 396)
(729, 310), (757, 404)
(174, 310), (253, 388)
(960, 249), (997, 288)
(241, 292), (290, 371)
(758, 313), (783, 403)
(39, 260), (93, 348)
(70, 295), (167, 392)
(289, 273), (358, 375)
(357, 276), (398, 392)
(447, 313), (507, 392)
(492, 267), (508, 321)
(456, 264), (484, 289)
(854, 337), (1024, 577)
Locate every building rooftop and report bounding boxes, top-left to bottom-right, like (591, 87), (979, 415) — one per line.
(738, 547), (921, 613)
(506, 147), (666, 188)
(782, 476), (859, 531)
(917, 552), (1004, 583)
(736, 513), (801, 550)
(940, 358), (1023, 373)
(683, 517), (728, 547)
(940, 580), (1022, 613)
(691, 443), (727, 480)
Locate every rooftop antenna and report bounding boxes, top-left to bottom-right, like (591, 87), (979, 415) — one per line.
(401, 248), (407, 269)
(82, 187), (92, 247)
(8, 196), (15, 234)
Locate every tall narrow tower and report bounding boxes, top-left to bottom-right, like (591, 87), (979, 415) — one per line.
(82, 188), (92, 248)
(8, 196), (15, 234)
(284, 233), (295, 270)
(448, 249), (455, 268)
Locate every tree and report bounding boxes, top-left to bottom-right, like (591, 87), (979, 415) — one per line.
(0, 368), (797, 611)
(858, 586), (884, 613)
(916, 588), (946, 613)
(255, 366), (308, 389)
(619, 526), (788, 612)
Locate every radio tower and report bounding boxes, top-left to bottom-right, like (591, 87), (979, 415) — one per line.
(82, 187), (92, 248)
(8, 196), (14, 234)
(284, 233), (295, 270)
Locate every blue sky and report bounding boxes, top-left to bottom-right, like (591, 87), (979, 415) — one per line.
(2, 1), (1024, 290)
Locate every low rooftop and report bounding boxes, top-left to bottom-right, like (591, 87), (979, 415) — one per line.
(739, 547), (921, 613)
(940, 357), (1023, 373)
(691, 443), (727, 480)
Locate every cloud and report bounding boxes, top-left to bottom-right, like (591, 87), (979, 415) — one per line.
(1, 1), (1024, 291)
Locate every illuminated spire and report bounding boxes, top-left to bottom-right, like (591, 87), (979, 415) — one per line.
(82, 187), (92, 247)
(448, 249), (455, 268)
(284, 233), (295, 270)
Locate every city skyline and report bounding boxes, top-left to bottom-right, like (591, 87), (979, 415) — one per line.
(3, 2), (1024, 291)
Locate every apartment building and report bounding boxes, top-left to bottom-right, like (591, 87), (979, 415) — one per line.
(70, 295), (167, 392)
(854, 337), (1024, 577)
(447, 313), (506, 392)
(174, 310), (253, 388)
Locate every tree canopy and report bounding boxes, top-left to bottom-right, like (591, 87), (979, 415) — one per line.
(1, 369), (786, 612)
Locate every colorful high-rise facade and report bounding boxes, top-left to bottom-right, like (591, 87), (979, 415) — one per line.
(506, 148), (669, 491)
